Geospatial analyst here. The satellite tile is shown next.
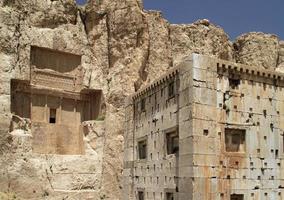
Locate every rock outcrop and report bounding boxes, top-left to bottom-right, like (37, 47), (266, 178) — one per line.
(276, 41), (284, 72)
(2, 0), (78, 28)
(171, 19), (234, 66)
(0, 0), (106, 199)
(234, 32), (280, 69)
(0, 0), (284, 199)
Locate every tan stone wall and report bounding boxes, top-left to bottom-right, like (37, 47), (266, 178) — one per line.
(10, 80), (103, 155)
(30, 46), (81, 74)
(2, 0), (284, 199)
(30, 94), (83, 154)
(128, 78), (180, 199)
(123, 99), (135, 199)
(30, 47), (84, 92)
(125, 54), (284, 199)
(124, 61), (195, 199)
(0, 1), (107, 198)
(10, 81), (31, 119)
(32, 122), (84, 155)
(191, 54), (284, 199)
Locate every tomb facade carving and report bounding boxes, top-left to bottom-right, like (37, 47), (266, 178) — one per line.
(11, 46), (104, 155)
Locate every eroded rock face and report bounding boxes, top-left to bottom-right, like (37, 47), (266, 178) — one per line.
(1, 0), (284, 199)
(234, 32), (280, 69)
(170, 19), (234, 66)
(2, 0), (77, 28)
(143, 11), (172, 85)
(84, 1), (148, 198)
(276, 41), (284, 73)
(0, 0), (106, 199)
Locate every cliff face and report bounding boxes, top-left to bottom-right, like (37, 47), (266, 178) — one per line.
(275, 40), (284, 74)
(0, 0), (283, 199)
(234, 32), (280, 70)
(170, 19), (234, 66)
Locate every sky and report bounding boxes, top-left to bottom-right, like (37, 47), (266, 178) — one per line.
(76, 0), (284, 40)
(76, 0), (87, 5)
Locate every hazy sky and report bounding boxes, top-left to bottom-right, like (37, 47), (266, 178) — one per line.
(76, 0), (283, 40)
(76, 0), (87, 5)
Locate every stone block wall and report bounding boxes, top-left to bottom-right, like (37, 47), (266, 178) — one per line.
(124, 58), (197, 200)
(190, 54), (284, 200)
(32, 122), (84, 155)
(124, 68), (182, 199)
(124, 54), (284, 200)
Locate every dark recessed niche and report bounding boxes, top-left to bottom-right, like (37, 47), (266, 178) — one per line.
(229, 78), (240, 89)
(49, 108), (56, 124)
(203, 129), (209, 136)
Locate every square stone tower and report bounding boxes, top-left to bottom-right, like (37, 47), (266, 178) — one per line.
(123, 54), (284, 200)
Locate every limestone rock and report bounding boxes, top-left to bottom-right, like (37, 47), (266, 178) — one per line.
(1, 0), (284, 199)
(234, 32), (280, 69)
(0, 6), (20, 55)
(276, 41), (284, 72)
(0, 1), (106, 199)
(84, 0), (150, 198)
(2, 0), (77, 28)
(10, 115), (31, 133)
(170, 19), (234, 66)
(143, 11), (172, 84)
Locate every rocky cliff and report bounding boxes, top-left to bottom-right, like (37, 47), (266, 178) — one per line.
(0, 0), (283, 199)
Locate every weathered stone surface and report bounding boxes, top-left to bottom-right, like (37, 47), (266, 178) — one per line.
(234, 32), (280, 69)
(1, 0), (284, 199)
(0, 120), (105, 200)
(2, 0), (77, 28)
(10, 115), (31, 133)
(276, 41), (284, 72)
(143, 11), (172, 84)
(124, 54), (284, 199)
(170, 19), (234, 66)
(84, 1), (149, 198)
(0, 0), (106, 199)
